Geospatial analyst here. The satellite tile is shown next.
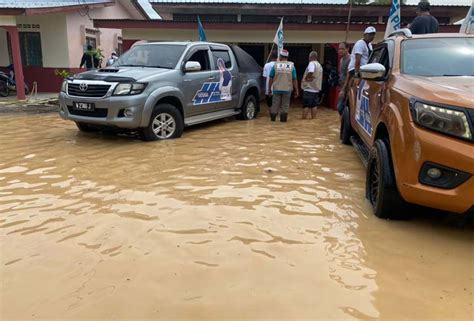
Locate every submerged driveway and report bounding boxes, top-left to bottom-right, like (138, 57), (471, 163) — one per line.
(0, 108), (472, 321)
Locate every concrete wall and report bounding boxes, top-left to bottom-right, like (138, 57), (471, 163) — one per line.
(122, 28), (386, 45)
(66, 2), (134, 68)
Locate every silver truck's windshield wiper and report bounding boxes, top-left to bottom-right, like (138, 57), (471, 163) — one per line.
(117, 64), (146, 67)
(148, 65), (172, 69)
(117, 64), (171, 69)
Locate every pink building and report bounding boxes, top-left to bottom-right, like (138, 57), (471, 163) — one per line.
(0, 0), (153, 98)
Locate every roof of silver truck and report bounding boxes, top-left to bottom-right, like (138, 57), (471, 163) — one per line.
(137, 41), (229, 47)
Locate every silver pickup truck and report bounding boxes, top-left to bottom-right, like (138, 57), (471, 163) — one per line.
(58, 42), (263, 140)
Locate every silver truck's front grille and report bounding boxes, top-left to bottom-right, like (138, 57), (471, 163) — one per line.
(68, 83), (111, 98)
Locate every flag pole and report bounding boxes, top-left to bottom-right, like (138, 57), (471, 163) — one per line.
(345, 0), (353, 42)
(265, 42), (275, 64)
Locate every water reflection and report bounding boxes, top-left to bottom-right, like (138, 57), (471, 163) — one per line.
(0, 110), (471, 320)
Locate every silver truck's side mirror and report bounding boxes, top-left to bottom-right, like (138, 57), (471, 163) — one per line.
(184, 61), (201, 72)
(360, 63), (386, 80)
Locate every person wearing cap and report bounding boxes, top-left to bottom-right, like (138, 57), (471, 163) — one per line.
(301, 51), (323, 119)
(347, 26), (376, 79)
(339, 26), (376, 103)
(409, 1), (439, 34)
(268, 49), (299, 122)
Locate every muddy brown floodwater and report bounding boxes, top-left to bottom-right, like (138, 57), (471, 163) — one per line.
(0, 108), (472, 321)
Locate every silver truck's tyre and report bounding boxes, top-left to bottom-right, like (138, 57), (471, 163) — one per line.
(238, 95), (257, 120)
(140, 104), (183, 141)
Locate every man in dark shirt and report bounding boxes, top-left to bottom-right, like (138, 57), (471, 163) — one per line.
(409, 1), (439, 34)
(337, 42), (351, 115)
(80, 45), (100, 70)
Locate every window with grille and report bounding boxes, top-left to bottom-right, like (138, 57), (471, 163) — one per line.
(19, 32), (43, 67)
(7, 32), (43, 66)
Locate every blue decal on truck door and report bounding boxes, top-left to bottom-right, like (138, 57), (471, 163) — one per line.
(193, 58), (232, 106)
(193, 82), (222, 105)
(355, 80), (373, 136)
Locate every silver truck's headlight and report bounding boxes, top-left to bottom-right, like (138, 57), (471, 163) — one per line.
(61, 80), (67, 93)
(113, 83), (147, 96)
(412, 102), (472, 140)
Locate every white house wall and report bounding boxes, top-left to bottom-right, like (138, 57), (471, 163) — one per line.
(0, 29), (9, 66)
(0, 16), (15, 66)
(16, 14), (70, 67)
(0, 15), (16, 26)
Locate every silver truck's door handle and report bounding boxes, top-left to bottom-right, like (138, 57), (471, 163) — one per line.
(208, 76), (215, 80)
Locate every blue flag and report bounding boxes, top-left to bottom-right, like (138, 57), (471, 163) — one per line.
(460, 1), (474, 34)
(197, 16), (207, 41)
(385, 0), (401, 38)
(273, 18), (284, 54)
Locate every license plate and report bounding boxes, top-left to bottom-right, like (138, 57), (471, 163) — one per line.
(73, 102), (95, 111)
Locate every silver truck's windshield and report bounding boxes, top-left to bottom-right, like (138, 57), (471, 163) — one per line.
(401, 38), (474, 77)
(115, 44), (186, 69)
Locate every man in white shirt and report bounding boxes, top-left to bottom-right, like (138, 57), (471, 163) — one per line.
(347, 26), (376, 78)
(301, 51), (323, 119)
(262, 51), (278, 114)
(339, 27), (376, 114)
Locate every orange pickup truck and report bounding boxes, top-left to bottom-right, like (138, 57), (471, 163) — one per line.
(340, 30), (474, 219)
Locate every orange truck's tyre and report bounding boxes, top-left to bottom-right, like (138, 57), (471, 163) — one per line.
(340, 106), (353, 145)
(366, 139), (409, 219)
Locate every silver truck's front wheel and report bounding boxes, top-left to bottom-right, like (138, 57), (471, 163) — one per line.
(238, 95), (258, 120)
(152, 113), (176, 139)
(140, 104), (183, 141)
(245, 99), (256, 119)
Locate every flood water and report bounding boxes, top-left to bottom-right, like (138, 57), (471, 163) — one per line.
(0, 108), (472, 321)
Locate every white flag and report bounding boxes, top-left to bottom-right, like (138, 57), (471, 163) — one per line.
(460, 1), (474, 34)
(273, 18), (284, 54)
(385, 0), (401, 38)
